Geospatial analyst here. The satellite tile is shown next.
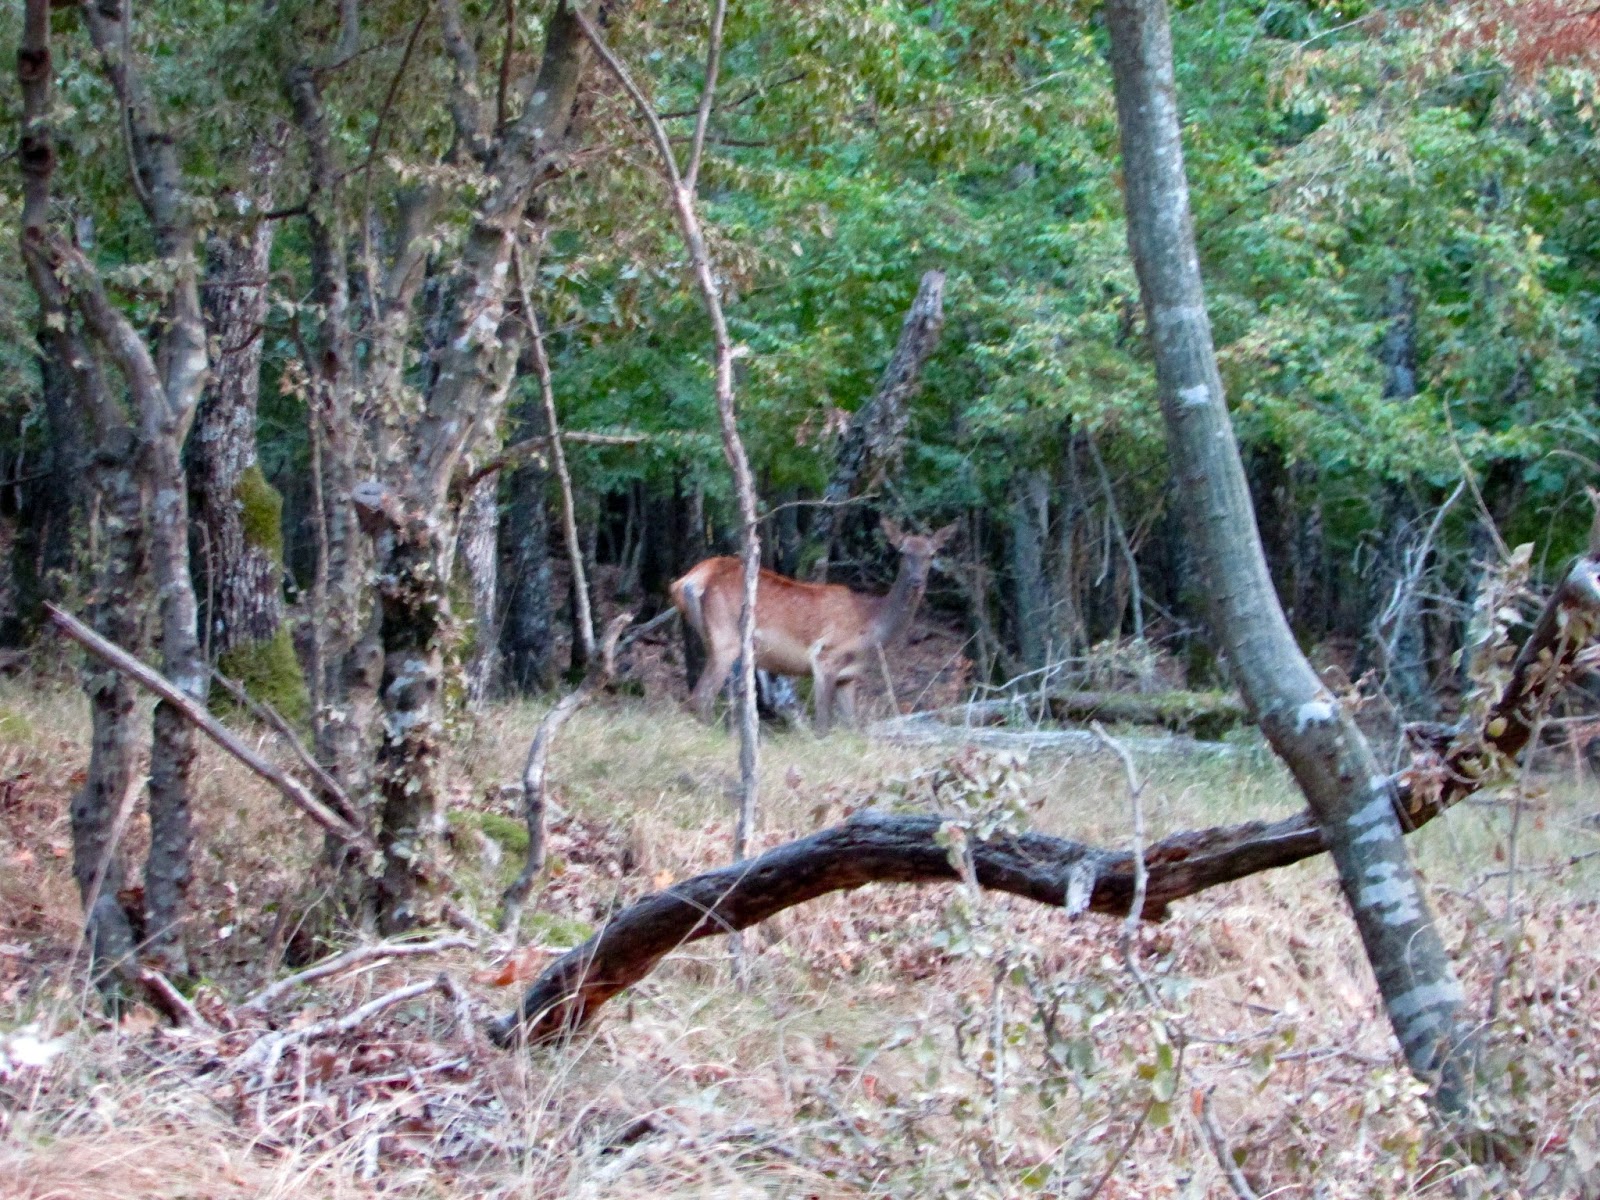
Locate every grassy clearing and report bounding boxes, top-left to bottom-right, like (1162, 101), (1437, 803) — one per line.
(1, 674), (1598, 1197)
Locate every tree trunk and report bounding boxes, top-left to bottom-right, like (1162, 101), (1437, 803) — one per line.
(499, 443), (556, 695)
(1105, 0), (1470, 1108)
(194, 212), (309, 724)
(73, 395), (146, 987)
(364, 501), (450, 935)
(458, 474), (501, 706)
(809, 269), (946, 579)
(1009, 469), (1051, 671)
(3, 322), (83, 642)
(1369, 275), (1435, 721)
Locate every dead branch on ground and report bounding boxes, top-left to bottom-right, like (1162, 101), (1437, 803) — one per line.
(241, 936), (474, 1013)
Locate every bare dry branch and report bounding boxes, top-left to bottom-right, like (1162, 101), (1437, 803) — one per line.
(237, 977), (446, 1074)
(1199, 1089), (1260, 1200)
(210, 667), (358, 825)
(47, 605), (372, 851)
(241, 936), (473, 1012)
(684, 0), (727, 195)
(500, 612), (633, 934)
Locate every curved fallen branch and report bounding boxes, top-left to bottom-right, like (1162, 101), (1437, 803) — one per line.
(490, 553), (1600, 1047)
(487, 807), (1318, 1046)
(240, 935), (473, 1013)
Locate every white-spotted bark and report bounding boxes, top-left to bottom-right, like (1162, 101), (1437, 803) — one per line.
(1104, 0), (1469, 1106)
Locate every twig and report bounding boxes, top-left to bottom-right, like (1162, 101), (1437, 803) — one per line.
(1477, 846), (1600, 881)
(1081, 1100), (1153, 1200)
(436, 972), (481, 1048)
(875, 643), (900, 716)
(683, 0), (727, 196)
(236, 976), (445, 1074)
(135, 966), (213, 1030)
(573, 6), (762, 870)
(459, 429), (651, 493)
(210, 667), (359, 825)
(1085, 432), (1145, 641)
(240, 936), (473, 1012)
(499, 612), (633, 934)
(1198, 1089), (1260, 1199)
(48, 604), (371, 850)
(1091, 720), (1160, 1008)
(512, 236), (594, 664)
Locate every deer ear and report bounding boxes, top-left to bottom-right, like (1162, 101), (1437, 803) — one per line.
(880, 516), (905, 547)
(930, 522), (959, 552)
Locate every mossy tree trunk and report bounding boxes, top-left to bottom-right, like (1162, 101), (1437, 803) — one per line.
(195, 203), (309, 724)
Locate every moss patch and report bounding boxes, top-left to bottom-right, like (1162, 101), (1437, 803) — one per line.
(216, 626), (310, 727)
(522, 909), (594, 948)
(476, 811), (531, 855)
(235, 464), (285, 558)
(0, 705), (34, 743)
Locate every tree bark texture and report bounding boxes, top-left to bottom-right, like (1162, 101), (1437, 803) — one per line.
(493, 549), (1600, 1045)
(1105, 0), (1469, 1105)
(499, 418), (556, 695)
(1009, 468), (1052, 671)
(195, 211), (310, 723)
(71, 435), (147, 983)
(809, 269), (945, 579)
(458, 475), (501, 706)
(21, 0), (211, 978)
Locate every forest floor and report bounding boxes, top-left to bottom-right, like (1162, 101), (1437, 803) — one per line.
(1, 659), (1598, 1198)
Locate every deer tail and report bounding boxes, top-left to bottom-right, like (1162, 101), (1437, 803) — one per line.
(671, 574), (706, 639)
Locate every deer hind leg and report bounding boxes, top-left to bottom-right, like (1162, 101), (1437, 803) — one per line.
(690, 640), (737, 724)
(812, 668), (837, 736)
(835, 679), (859, 729)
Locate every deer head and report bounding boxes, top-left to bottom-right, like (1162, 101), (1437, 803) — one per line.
(880, 517), (958, 590)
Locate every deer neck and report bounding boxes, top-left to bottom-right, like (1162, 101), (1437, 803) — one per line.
(868, 558), (927, 647)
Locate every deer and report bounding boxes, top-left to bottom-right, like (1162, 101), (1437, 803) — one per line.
(670, 518), (958, 734)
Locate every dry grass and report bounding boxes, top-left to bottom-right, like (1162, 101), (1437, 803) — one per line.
(2, 671), (1599, 1198)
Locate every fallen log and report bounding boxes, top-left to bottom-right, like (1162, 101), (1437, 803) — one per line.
(1042, 690), (1248, 740)
(491, 552), (1600, 1048)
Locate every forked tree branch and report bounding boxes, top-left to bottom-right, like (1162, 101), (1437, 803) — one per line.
(684, 0), (727, 195)
(490, 553), (1600, 1046)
